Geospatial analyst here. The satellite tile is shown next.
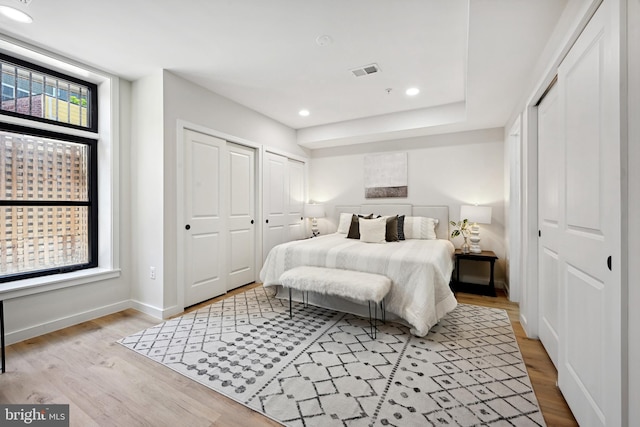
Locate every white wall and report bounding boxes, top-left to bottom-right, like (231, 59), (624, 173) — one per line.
(309, 128), (507, 284)
(130, 71), (165, 315)
(159, 71), (305, 314)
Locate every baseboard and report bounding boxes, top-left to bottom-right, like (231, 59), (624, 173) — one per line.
(5, 300), (131, 345)
(129, 300), (181, 320)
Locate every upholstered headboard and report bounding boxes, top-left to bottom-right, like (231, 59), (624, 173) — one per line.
(335, 204), (449, 240)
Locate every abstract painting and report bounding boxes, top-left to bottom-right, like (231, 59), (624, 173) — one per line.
(364, 152), (408, 198)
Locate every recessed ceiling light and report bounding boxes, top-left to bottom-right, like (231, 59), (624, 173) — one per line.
(299, 109), (310, 117)
(406, 87), (420, 96)
(0, 6), (33, 23)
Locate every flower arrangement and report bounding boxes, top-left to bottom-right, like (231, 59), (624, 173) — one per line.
(450, 219), (471, 253)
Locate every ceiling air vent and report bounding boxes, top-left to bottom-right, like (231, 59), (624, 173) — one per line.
(350, 63), (381, 77)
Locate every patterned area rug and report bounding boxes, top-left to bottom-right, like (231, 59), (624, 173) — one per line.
(118, 287), (546, 426)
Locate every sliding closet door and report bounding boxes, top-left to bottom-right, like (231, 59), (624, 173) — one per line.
(183, 130), (227, 306)
(263, 152), (288, 261)
(183, 130), (257, 306)
(226, 142), (256, 291)
(263, 152), (307, 261)
(537, 83), (561, 368)
(287, 159), (305, 241)
(554, 2), (621, 425)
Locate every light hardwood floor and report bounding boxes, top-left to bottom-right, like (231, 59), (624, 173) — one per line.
(0, 284), (577, 426)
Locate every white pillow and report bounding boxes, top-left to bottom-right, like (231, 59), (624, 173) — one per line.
(404, 216), (439, 240)
(359, 217), (387, 243)
(337, 212), (354, 234)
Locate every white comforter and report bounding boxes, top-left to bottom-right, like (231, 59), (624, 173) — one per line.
(259, 233), (457, 336)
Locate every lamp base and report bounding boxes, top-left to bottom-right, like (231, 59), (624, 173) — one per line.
(310, 218), (320, 238)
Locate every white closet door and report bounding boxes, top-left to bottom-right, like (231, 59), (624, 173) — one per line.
(537, 83), (561, 368)
(226, 142), (256, 290)
(287, 159), (305, 241)
(556, 2), (621, 425)
(263, 152), (288, 261)
(183, 130), (226, 306)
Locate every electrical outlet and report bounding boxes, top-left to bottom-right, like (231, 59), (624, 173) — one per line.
(150, 266), (156, 280)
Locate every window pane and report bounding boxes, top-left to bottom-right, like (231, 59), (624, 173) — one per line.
(0, 205), (89, 276)
(0, 58), (95, 130)
(45, 78), (57, 120)
(0, 130), (89, 202)
(1, 65), (16, 106)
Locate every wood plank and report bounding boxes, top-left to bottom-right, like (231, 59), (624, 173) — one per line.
(0, 284), (576, 426)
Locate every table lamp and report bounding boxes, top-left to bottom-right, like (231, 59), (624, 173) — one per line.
(304, 203), (325, 237)
(460, 205), (492, 253)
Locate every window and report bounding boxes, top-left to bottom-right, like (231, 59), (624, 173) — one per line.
(0, 53), (97, 132)
(0, 53), (98, 283)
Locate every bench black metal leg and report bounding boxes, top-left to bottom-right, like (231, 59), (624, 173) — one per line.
(1, 300), (5, 374)
(367, 301), (378, 340)
(289, 288), (292, 319)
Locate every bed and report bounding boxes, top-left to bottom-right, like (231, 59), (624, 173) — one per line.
(259, 204), (457, 337)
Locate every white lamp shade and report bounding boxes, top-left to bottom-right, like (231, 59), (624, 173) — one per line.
(304, 203), (325, 218)
(460, 205), (492, 224)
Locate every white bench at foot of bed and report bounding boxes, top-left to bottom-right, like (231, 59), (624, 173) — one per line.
(279, 266), (392, 338)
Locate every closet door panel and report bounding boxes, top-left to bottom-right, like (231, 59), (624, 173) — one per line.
(287, 159), (305, 241)
(537, 83), (561, 368)
(227, 142), (256, 290)
(263, 152), (288, 261)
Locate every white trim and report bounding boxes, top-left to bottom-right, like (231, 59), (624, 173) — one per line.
(506, 115), (522, 303)
(0, 268), (121, 300)
(129, 299), (178, 321)
(5, 299), (130, 346)
(521, 104), (539, 338)
(264, 146), (308, 164)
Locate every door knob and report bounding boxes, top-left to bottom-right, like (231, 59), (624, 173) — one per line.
(185, 224), (191, 230)
(251, 219), (254, 224)
(266, 219), (269, 224)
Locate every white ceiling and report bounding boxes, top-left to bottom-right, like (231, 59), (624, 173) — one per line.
(0, 0), (567, 148)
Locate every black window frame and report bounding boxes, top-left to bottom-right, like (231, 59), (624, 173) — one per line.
(0, 52), (98, 133)
(0, 121), (98, 283)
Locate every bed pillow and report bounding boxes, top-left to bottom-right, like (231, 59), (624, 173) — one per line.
(359, 216), (387, 243)
(337, 212), (354, 234)
(376, 215), (399, 242)
(347, 214), (373, 239)
(397, 215), (406, 240)
(404, 216), (439, 240)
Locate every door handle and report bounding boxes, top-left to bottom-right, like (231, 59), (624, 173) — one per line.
(251, 219), (254, 224)
(266, 219), (269, 224)
(185, 224), (191, 230)
(607, 256), (612, 271)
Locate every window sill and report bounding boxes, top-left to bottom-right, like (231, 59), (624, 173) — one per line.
(0, 268), (121, 300)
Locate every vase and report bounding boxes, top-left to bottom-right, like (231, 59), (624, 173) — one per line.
(461, 236), (471, 254)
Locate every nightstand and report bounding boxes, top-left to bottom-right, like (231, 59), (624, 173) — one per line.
(452, 249), (498, 297)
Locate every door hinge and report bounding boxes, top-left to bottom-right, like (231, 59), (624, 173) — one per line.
(607, 256), (612, 271)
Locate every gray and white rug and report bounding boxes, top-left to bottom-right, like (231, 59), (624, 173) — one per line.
(118, 287), (546, 426)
